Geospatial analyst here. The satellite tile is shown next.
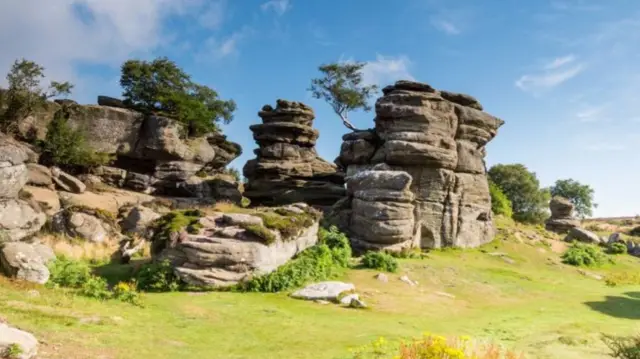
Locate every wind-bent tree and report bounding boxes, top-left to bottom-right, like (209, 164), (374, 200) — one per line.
(308, 62), (378, 131)
(120, 57), (235, 136)
(488, 164), (550, 224)
(1, 58), (73, 133)
(550, 179), (597, 218)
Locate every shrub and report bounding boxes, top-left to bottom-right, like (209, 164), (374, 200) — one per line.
(120, 57), (235, 136)
(561, 243), (607, 267)
(361, 251), (399, 273)
(488, 164), (549, 224)
(47, 256), (92, 288)
(79, 276), (112, 300)
(113, 281), (143, 306)
(608, 242), (628, 255)
(605, 272), (640, 287)
(603, 334), (640, 359)
(489, 181), (513, 218)
(238, 226), (351, 292)
(349, 334), (524, 359)
(135, 260), (182, 292)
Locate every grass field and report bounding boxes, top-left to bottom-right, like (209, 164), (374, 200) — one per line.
(2, 218), (640, 359)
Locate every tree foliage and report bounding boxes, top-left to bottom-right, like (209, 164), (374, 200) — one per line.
(550, 179), (597, 218)
(489, 180), (513, 218)
(308, 62), (378, 131)
(120, 57), (235, 136)
(0, 58), (73, 134)
(488, 164), (550, 223)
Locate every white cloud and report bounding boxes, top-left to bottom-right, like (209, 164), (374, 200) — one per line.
(430, 19), (461, 35)
(261, 0), (291, 16)
(575, 104), (608, 122)
(544, 54), (576, 69)
(197, 27), (253, 60)
(198, 1), (227, 29)
(361, 55), (414, 87)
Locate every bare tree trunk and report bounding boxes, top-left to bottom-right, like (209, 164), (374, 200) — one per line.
(339, 114), (359, 132)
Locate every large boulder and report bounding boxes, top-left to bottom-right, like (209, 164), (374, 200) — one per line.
(58, 188), (154, 215)
(545, 196), (580, 234)
(0, 241), (55, 284)
(119, 206), (161, 236)
(51, 207), (120, 243)
(0, 199), (46, 242)
(243, 100), (345, 207)
(51, 167), (86, 194)
(564, 227), (602, 245)
(0, 133), (30, 199)
(334, 81), (503, 249)
(0, 323), (38, 359)
(20, 186), (60, 216)
(25, 164), (53, 187)
(153, 207), (321, 287)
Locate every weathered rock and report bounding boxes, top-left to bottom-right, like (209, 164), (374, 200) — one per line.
(119, 206), (161, 236)
(290, 281), (355, 301)
(154, 207), (320, 287)
(167, 176), (242, 203)
(564, 227), (601, 245)
(25, 164), (52, 187)
(0, 199), (46, 242)
(52, 208), (119, 243)
(97, 95), (127, 109)
(91, 166), (127, 187)
(0, 323), (38, 359)
(0, 242), (55, 284)
(243, 100), (345, 206)
(51, 167), (86, 193)
(20, 186), (60, 216)
(58, 188), (154, 215)
(0, 134), (30, 199)
(545, 197), (580, 234)
(335, 81), (503, 249)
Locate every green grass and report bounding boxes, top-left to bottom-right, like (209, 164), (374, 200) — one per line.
(2, 225), (640, 358)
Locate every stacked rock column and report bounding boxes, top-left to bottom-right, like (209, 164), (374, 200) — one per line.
(545, 196), (580, 233)
(243, 100), (345, 207)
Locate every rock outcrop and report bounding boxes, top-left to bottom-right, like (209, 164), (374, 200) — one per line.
(51, 207), (121, 243)
(335, 81), (504, 249)
(545, 196), (580, 233)
(564, 227), (602, 245)
(0, 241), (55, 284)
(346, 165), (418, 251)
(152, 206), (320, 287)
(243, 100), (345, 207)
(0, 323), (38, 359)
(16, 98), (242, 199)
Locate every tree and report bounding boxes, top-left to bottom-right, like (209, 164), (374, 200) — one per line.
(308, 62), (378, 131)
(550, 179), (597, 218)
(1, 59), (73, 134)
(120, 57), (235, 136)
(488, 164), (550, 223)
(489, 180), (513, 218)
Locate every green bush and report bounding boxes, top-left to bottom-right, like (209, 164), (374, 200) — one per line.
(47, 256), (92, 288)
(629, 226), (640, 237)
(79, 276), (112, 300)
(361, 251), (399, 273)
(113, 282), (143, 306)
(135, 260), (182, 292)
(603, 334), (640, 359)
(238, 226), (352, 293)
(489, 181), (513, 218)
(608, 242), (628, 255)
(150, 209), (203, 255)
(561, 243), (608, 267)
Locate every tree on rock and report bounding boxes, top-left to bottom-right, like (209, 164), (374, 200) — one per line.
(550, 179), (596, 218)
(119, 57), (235, 136)
(0, 58), (73, 134)
(308, 62), (377, 131)
(488, 164), (550, 223)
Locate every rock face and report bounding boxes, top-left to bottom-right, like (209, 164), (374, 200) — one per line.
(545, 196), (580, 234)
(346, 166), (418, 251)
(0, 241), (55, 284)
(0, 323), (38, 359)
(335, 81), (504, 249)
(243, 100), (345, 207)
(51, 207), (120, 243)
(564, 227), (602, 245)
(153, 208), (320, 287)
(17, 99), (242, 199)
(0, 133), (30, 199)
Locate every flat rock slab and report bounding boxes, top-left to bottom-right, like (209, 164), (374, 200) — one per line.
(290, 281), (355, 301)
(0, 323), (38, 359)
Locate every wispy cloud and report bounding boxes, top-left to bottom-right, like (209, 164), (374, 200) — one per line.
(361, 55), (414, 87)
(575, 104), (608, 123)
(515, 54), (585, 93)
(197, 0), (227, 30)
(197, 26), (253, 60)
(260, 0), (291, 16)
(430, 19), (461, 35)
(308, 23), (334, 46)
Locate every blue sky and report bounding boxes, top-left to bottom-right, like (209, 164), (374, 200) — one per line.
(1, 0), (639, 217)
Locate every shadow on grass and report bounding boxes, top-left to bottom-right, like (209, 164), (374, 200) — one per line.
(93, 259), (149, 286)
(585, 292), (640, 320)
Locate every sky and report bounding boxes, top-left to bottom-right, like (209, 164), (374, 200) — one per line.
(1, 0), (639, 218)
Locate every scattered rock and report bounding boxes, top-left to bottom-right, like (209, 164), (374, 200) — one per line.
(0, 322), (38, 359)
(0, 241), (55, 284)
(400, 275), (417, 286)
(348, 298), (368, 309)
(375, 273), (389, 283)
(564, 227), (601, 245)
(51, 208), (119, 243)
(290, 281), (356, 301)
(25, 164), (52, 187)
(51, 167), (86, 194)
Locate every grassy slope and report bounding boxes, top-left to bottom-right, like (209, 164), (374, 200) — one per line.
(2, 219), (640, 359)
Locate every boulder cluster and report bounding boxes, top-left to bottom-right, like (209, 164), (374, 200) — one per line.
(243, 100), (345, 207)
(335, 81), (504, 250)
(545, 196), (580, 233)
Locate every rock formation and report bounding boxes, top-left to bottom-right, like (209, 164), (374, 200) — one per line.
(17, 98), (243, 200)
(335, 80), (504, 249)
(545, 196), (580, 233)
(243, 100), (345, 207)
(152, 204), (320, 287)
